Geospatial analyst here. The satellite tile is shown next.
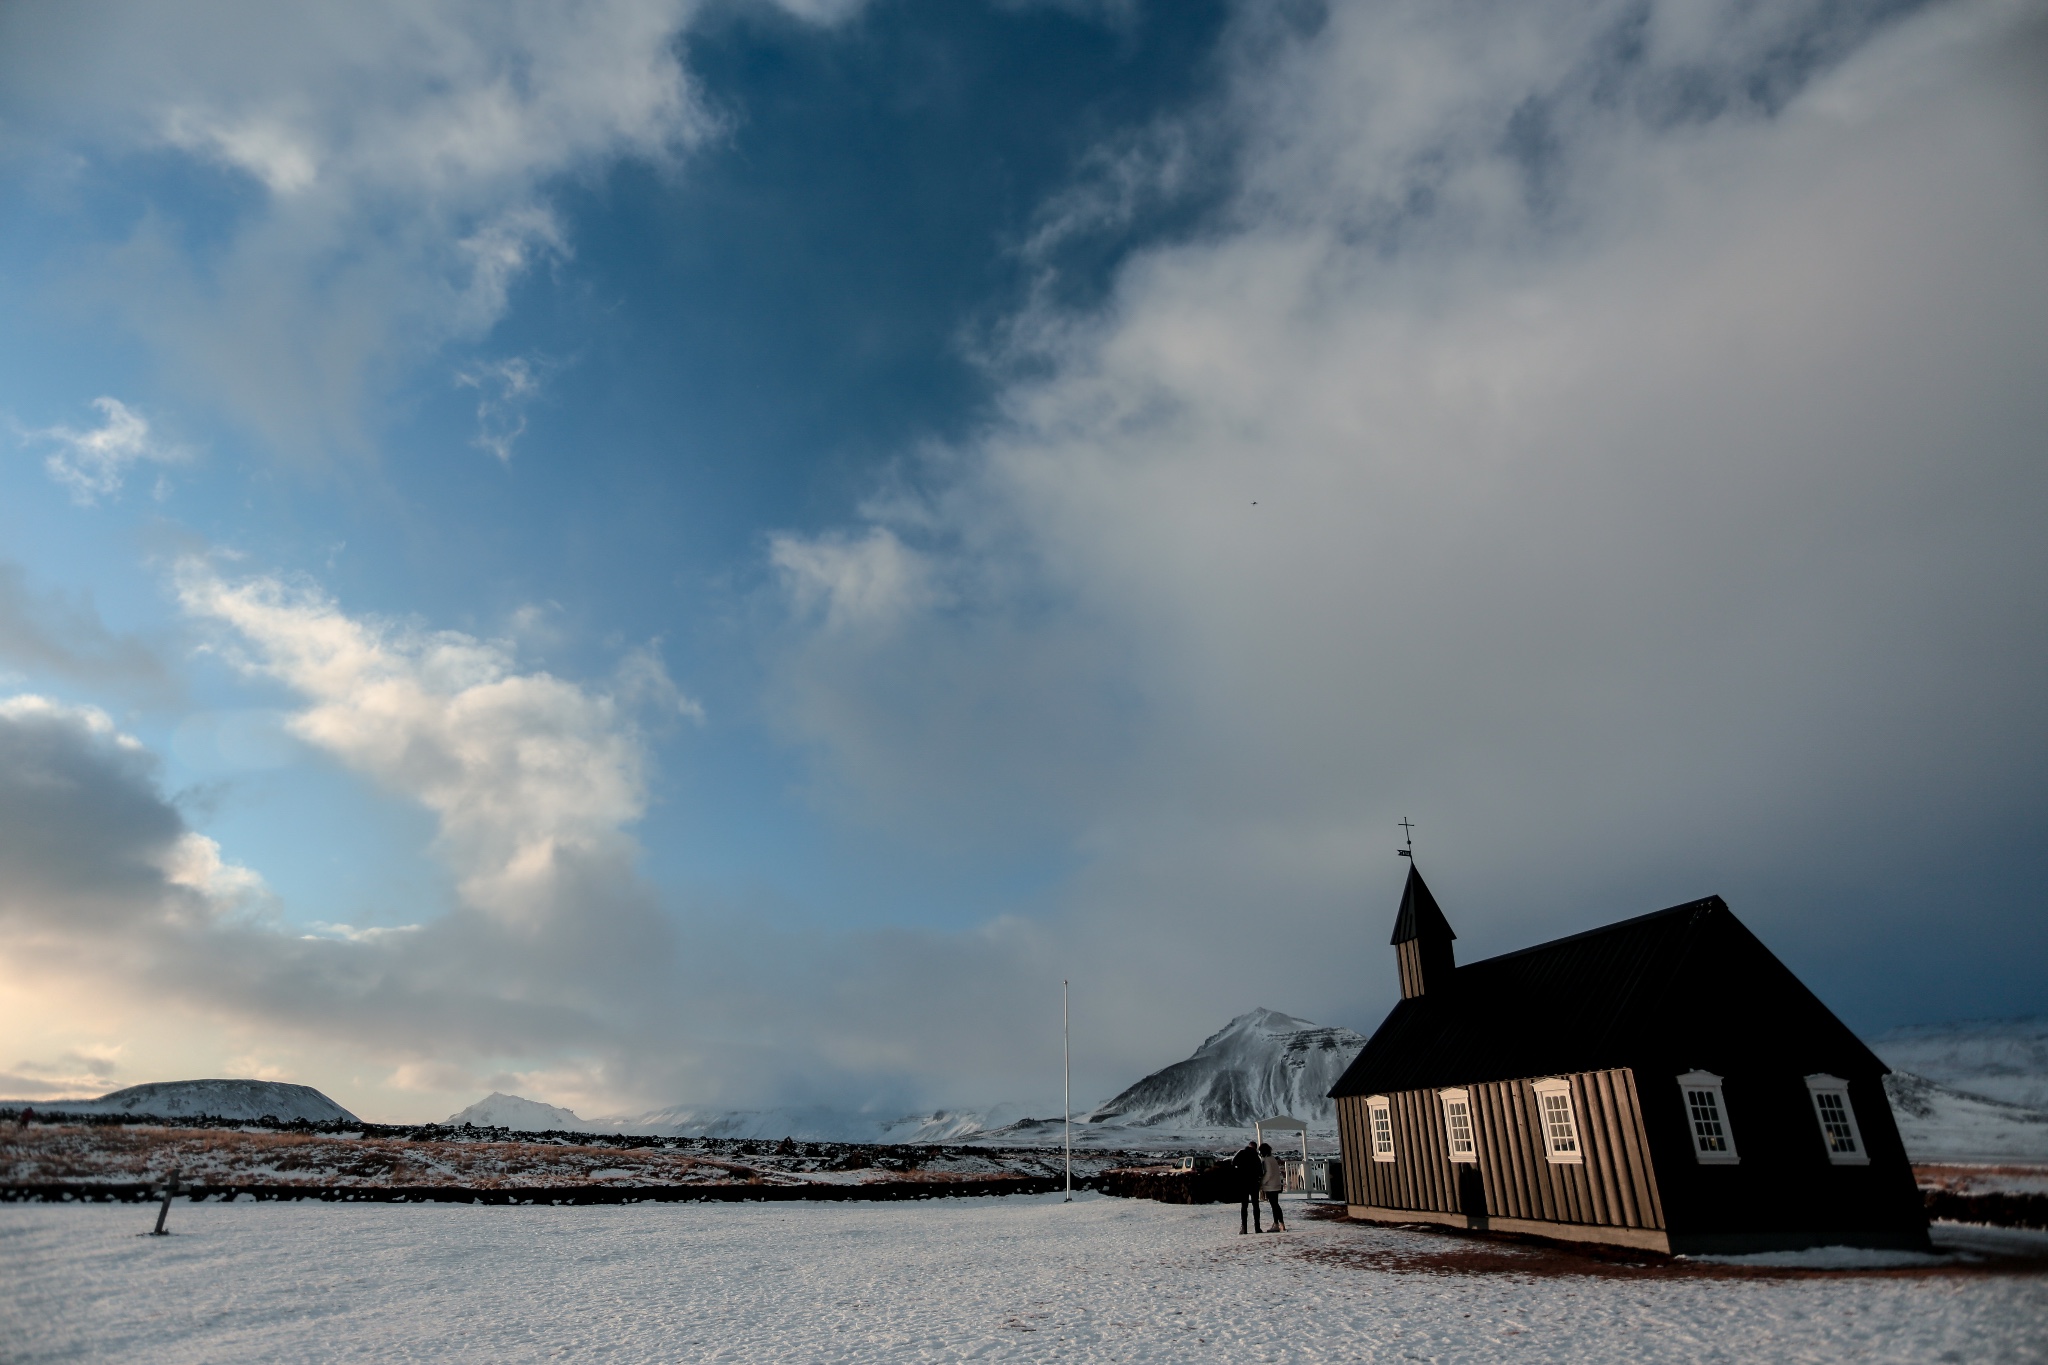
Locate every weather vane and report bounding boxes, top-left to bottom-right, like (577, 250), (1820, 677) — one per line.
(1398, 817), (1414, 858)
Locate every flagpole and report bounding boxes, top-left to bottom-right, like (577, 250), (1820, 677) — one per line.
(1063, 978), (1072, 1202)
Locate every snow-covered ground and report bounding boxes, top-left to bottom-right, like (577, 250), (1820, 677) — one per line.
(4, 1195), (2043, 1364)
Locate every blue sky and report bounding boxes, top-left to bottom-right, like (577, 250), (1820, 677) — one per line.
(1, 0), (2044, 1123)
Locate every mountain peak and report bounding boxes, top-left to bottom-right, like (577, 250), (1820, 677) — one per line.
(444, 1092), (595, 1132)
(1195, 1008), (1318, 1052)
(1087, 1009), (1366, 1131)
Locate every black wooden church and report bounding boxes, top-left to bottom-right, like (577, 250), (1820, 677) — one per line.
(1328, 864), (1929, 1254)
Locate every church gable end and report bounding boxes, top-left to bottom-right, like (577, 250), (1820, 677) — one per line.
(1331, 877), (1929, 1255)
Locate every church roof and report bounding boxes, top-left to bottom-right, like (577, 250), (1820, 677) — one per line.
(1389, 862), (1456, 945)
(1331, 895), (1886, 1098)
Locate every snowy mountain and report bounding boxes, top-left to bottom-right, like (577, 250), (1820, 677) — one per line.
(21, 1079), (357, 1124)
(445, 1093), (597, 1132)
(428, 1093), (1045, 1143)
(1882, 1071), (2048, 1163)
(435, 1009), (1367, 1146)
(1861, 1016), (2048, 1162)
(1082, 1008), (1365, 1132)
(611, 1105), (1036, 1144)
(1870, 1017), (2048, 1112)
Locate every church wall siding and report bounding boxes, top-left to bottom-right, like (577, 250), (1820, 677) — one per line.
(1338, 1067), (1667, 1233)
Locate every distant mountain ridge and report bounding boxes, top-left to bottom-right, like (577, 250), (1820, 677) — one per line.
(446, 1092), (594, 1132)
(438, 1094), (1037, 1144)
(15, 1079), (357, 1124)
(1865, 1015), (2048, 1162)
(1882, 1071), (2048, 1163)
(1870, 1016), (2048, 1112)
(434, 1008), (1366, 1145)
(12, 1014), (2044, 1163)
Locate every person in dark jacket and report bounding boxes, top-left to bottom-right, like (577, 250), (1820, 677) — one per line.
(1258, 1142), (1287, 1232)
(1232, 1139), (1264, 1233)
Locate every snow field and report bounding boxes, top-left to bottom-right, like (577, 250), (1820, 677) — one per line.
(4, 1193), (2044, 1364)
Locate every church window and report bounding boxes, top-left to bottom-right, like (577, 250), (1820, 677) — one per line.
(1439, 1088), (1477, 1162)
(1677, 1072), (1739, 1164)
(1367, 1097), (1395, 1162)
(1804, 1075), (1869, 1164)
(1530, 1078), (1584, 1164)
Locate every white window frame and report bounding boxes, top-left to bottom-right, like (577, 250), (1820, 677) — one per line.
(1676, 1071), (1739, 1164)
(1439, 1088), (1478, 1163)
(1529, 1078), (1584, 1165)
(1366, 1096), (1396, 1163)
(1804, 1074), (1870, 1165)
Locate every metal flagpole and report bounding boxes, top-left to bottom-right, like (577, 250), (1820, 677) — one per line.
(1063, 979), (1072, 1202)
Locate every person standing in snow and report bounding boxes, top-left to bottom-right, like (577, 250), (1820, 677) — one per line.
(1232, 1138), (1264, 1234)
(1258, 1142), (1287, 1232)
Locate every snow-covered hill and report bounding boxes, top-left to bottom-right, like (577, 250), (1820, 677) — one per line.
(1082, 1008), (1365, 1132)
(445, 1093), (597, 1132)
(1882, 1071), (2048, 1163)
(1870, 1017), (2048, 1112)
(20, 1080), (357, 1124)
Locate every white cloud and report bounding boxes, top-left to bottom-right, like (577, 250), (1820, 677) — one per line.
(770, 527), (935, 632)
(0, 639), (693, 1118)
(174, 562), (689, 924)
(159, 107), (320, 196)
(0, 0), (855, 457)
(0, 699), (265, 928)
(0, 596), (1080, 1119)
(0, 693), (139, 750)
(0, 693), (266, 937)
(765, 0), (2048, 1050)
(1, 565), (1066, 1123)
(455, 355), (548, 462)
(615, 643), (707, 724)
(26, 397), (186, 504)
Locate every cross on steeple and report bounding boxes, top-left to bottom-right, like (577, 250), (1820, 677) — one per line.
(1398, 817), (1415, 858)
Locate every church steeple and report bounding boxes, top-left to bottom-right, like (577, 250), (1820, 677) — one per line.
(1390, 862), (1456, 999)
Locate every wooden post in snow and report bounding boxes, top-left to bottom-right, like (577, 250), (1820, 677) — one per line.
(1062, 979), (1072, 1203)
(151, 1170), (180, 1236)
